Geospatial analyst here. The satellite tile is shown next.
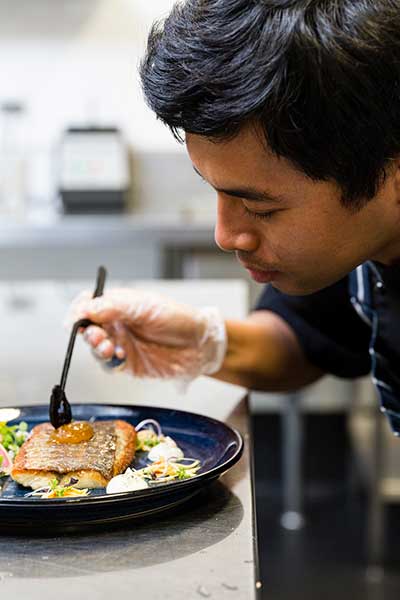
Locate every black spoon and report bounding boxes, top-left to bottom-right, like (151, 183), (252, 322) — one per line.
(49, 266), (107, 429)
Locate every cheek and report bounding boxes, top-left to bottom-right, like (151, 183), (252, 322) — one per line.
(287, 208), (344, 247)
(264, 216), (345, 274)
(262, 221), (318, 263)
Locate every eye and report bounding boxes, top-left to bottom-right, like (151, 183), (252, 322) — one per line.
(243, 206), (276, 221)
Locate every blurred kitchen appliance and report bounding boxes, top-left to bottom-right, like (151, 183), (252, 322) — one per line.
(58, 127), (130, 214)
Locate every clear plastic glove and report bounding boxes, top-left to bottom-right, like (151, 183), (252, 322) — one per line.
(66, 288), (227, 384)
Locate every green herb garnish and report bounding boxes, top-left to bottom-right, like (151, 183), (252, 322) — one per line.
(0, 421), (29, 454)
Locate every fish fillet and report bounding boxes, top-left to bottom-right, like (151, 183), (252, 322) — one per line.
(11, 420), (136, 490)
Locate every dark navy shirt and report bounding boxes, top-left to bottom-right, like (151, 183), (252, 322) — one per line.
(255, 262), (400, 435)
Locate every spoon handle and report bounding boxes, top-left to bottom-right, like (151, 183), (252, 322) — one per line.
(59, 266), (107, 391)
(92, 265), (106, 298)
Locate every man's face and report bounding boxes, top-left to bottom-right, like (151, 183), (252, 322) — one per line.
(186, 126), (400, 295)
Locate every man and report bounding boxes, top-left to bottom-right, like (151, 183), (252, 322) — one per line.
(70, 0), (400, 434)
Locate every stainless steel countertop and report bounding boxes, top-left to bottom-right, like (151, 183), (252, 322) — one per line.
(0, 214), (217, 280)
(0, 214), (216, 249)
(0, 392), (259, 600)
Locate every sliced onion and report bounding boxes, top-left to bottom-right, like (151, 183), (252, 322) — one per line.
(173, 458), (200, 469)
(24, 487), (50, 497)
(135, 419), (162, 436)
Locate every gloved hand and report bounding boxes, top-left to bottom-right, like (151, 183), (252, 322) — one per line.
(66, 288), (227, 384)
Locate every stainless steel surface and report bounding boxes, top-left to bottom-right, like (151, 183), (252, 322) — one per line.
(367, 405), (386, 568)
(349, 379), (400, 568)
(280, 393), (305, 531)
(0, 215), (215, 281)
(251, 379), (357, 535)
(0, 215), (216, 249)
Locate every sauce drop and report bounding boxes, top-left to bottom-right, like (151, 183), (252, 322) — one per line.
(50, 421), (94, 444)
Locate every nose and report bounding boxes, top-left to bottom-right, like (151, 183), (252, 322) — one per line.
(214, 195), (259, 253)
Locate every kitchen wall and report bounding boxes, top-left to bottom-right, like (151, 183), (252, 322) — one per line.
(0, 0), (178, 152)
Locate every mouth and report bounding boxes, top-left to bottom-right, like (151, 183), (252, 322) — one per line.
(240, 262), (280, 284)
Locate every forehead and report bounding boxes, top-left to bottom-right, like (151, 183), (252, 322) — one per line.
(186, 127), (312, 193)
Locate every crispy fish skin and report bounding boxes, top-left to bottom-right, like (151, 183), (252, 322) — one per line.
(11, 420), (136, 490)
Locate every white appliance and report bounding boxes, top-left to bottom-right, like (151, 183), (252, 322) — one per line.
(58, 127), (130, 214)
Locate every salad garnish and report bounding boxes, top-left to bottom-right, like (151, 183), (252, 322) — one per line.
(106, 419), (201, 494)
(135, 419), (164, 452)
(25, 478), (89, 499)
(140, 457), (201, 483)
(0, 421), (29, 477)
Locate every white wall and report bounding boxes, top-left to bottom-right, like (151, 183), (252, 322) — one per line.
(0, 0), (180, 153)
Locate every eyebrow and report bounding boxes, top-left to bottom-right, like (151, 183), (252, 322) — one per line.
(193, 166), (284, 203)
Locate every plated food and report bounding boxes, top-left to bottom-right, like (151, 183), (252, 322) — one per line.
(1, 416), (202, 499)
(0, 404), (243, 531)
(11, 420), (136, 491)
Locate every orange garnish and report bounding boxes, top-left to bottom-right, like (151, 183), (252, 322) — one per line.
(50, 421), (94, 444)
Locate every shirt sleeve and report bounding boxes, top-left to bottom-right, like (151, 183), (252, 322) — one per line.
(254, 277), (372, 378)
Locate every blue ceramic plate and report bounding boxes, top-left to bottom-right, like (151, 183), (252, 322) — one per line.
(0, 404), (243, 531)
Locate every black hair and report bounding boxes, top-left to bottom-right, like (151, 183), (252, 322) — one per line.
(140, 0), (400, 207)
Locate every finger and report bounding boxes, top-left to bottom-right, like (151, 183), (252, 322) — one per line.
(114, 345), (126, 360)
(93, 338), (115, 360)
(83, 325), (108, 349)
(90, 342), (126, 372)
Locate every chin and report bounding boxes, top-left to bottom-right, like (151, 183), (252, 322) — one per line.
(270, 264), (351, 296)
(270, 279), (324, 297)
